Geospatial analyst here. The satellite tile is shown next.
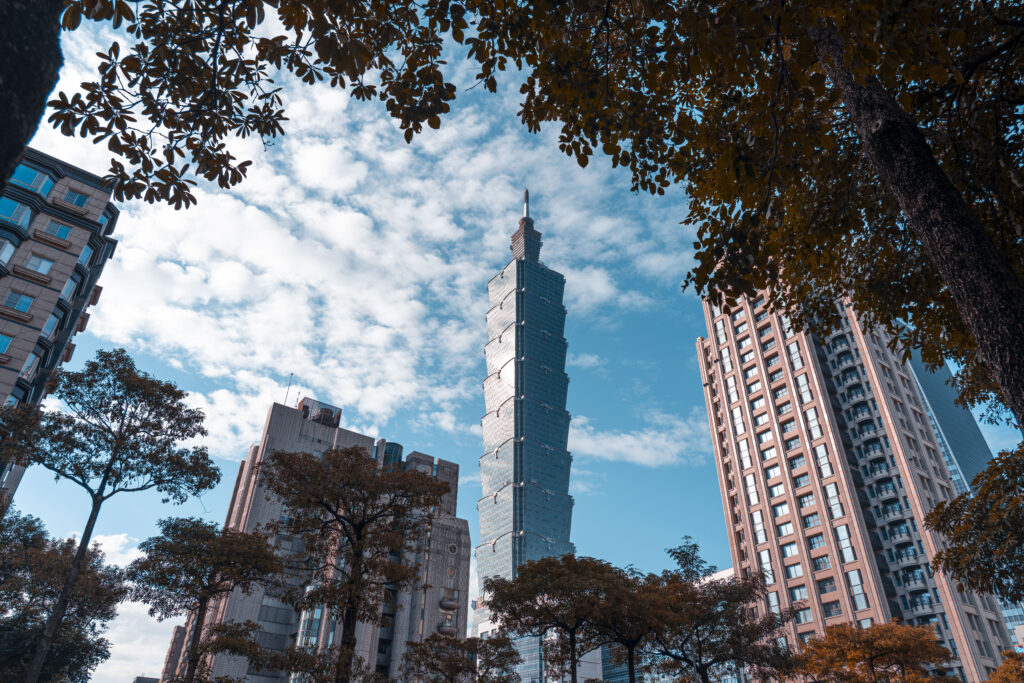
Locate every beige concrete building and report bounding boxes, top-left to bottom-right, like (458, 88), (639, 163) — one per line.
(0, 147), (118, 506)
(696, 295), (1012, 682)
(161, 398), (472, 682)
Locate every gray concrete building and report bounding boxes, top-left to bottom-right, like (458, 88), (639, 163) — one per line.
(160, 398), (471, 682)
(0, 147), (118, 507)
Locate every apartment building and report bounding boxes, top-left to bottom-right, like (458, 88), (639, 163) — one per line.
(0, 147), (117, 505)
(696, 295), (1011, 681)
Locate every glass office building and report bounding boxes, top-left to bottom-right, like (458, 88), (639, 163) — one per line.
(475, 197), (575, 682)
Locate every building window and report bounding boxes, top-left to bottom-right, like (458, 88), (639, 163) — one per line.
(745, 474), (759, 505)
(3, 291), (34, 312)
(781, 542), (798, 558)
(822, 601), (842, 618)
(761, 446), (777, 461)
(803, 513), (821, 529)
(824, 483), (844, 519)
(751, 510), (767, 543)
(747, 380), (762, 394)
(25, 255), (54, 275)
(813, 555), (832, 571)
(735, 321), (748, 335)
(19, 352), (40, 380)
(789, 454), (806, 469)
(741, 350), (755, 364)
(727, 376), (739, 403)
(78, 244), (94, 265)
(762, 339), (777, 352)
(769, 369), (784, 383)
(767, 591), (781, 615)
(773, 502), (790, 517)
(808, 534), (826, 549)
(785, 563), (804, 579)
(777, 522), (794, 538)
(777, 402), (792, 415)
(63, 189), (89, 207)
(0, 197), (32, 229)
(759, 549), (775, 584)
(846, 569), (870, 611)
(754, 413), (770, 427)
(788, 341), (804, 370)
(0, 333), (11, 354)
(785, 436), (801, 451)
(42, 313), (61, 339)
(750, 397), (766, 411)
(738, 439), (752, 469)
(795, 608), (813, 624)
(45, 221), (72, 239)
(9, 164), (55, 196)
(814, 444), (834, 478)
(60, 275), (80, 301)
(773, 385), (789, 399)
(732, 407), (745, 435)
(0, 238), (15, 266)
(781, 419), (796, 433)
(765, 465), (781, 479)
(744, 365), (759, 379)
(715, 320), (727, 344)
(766, 354), (780, 367)
(789, 585), (808, 601)
(798, 493), (815, 508)
(834, 525), (857, 563)
(739, 337), (751, 349)
(817, 577), (837, 594)
(721, 347), (733, 371)
(804, 407), (823, 439)
(769, 483), (785, 498)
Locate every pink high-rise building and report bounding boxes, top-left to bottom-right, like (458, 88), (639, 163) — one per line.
(696, 294), (1011, 681)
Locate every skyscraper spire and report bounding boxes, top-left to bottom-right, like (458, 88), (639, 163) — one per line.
(510, 192), (542, 261)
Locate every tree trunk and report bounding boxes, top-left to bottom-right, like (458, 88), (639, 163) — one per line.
(809, 22), (1024, 432)
(0, 0), (63, 190)
(23, 497), (102, 683)
(568, 629), (577, 683)
(183, 596), (210, 683)
(627, 646), (636, 683)
(334, 551), (364, 683)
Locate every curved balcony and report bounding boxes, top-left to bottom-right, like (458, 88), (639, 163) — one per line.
(440, 599), (459, 611)
(892, 553), (921, 569)
(438, 625), (458, 636)
(864, 465), (892, 483)
(902, 576), (929, 589)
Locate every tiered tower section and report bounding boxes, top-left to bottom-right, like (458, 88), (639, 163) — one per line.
(475, 203), (575, 682)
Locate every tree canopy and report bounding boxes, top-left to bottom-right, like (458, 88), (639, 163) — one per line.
(127, 516), (284, 683)
(925, 442), (1024, 603)
(260, 445), (450, 683)
(989, 649), (1024, 683)
(484, 554), (617, 683)
(0, 347), (219, 683)
(793, 621), (953, 683)
(0, 509), (126, 683)
(401, 633), (522, 683)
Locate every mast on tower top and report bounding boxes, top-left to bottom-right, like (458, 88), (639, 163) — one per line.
(523, 189), (530, 218)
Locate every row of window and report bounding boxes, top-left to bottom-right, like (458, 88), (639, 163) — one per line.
(9, 164), (90, 206)
(2, 273), (82, 313)
(1, 226), (97, 269)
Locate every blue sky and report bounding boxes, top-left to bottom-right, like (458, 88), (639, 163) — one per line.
(14, 20), (1022, 683)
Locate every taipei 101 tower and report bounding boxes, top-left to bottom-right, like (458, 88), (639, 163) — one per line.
(474, 193), (575, 680)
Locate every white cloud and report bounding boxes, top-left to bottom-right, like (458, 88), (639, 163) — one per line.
(91, 533), (144, 567)
(567, 352), (605, 369)
(570, 409), (712, 467)
(90, 601), (176, 683)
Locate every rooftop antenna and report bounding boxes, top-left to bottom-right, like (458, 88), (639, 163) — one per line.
(283, 372), (294, 406)
(523, 188), (529, 218)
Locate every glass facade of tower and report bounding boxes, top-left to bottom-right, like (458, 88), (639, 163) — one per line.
(476, 214), (575, 682)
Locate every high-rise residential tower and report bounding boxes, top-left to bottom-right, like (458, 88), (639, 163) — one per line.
(906, 353), (1024, 645)
(474, 194), (575, 682)
(160, 398), (472, 682)
(1, 147), (118, 506)
(697, 295), (1012, 682)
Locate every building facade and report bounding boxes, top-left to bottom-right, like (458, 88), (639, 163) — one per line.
(0, 147), (118, 506)
(160, 398), (472, 682)
(696, 295), (1011, 682)
(906, 353), (1024, 645)
(474, 197), (575, 683)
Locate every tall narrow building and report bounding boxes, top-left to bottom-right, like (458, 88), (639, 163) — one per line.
(161, 398), (472, 682)
(1, 147), (118, 506)
(696, 295), (1012, 682)
(474, 194), (575, 682)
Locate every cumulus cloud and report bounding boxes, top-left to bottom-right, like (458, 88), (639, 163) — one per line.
(91, 601), (176, 683)
(91, 533), (144, 567)
(570, 409), (712, 467)
(567, 352), (605, 369)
